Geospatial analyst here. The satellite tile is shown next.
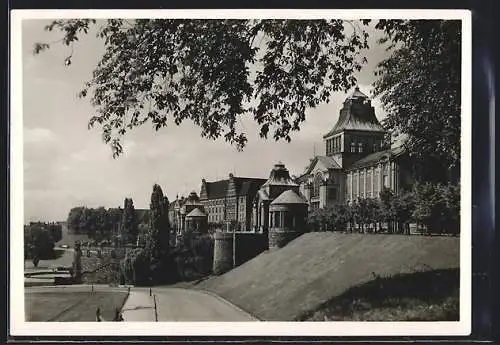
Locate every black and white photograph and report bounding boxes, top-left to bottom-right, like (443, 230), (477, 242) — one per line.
(10, 9), (471, 336)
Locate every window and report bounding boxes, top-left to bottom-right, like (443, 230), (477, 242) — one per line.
(347, 174), (352, 198)
(353, 174), (358, 197)
(329, 187), (337, 201)
(358, 142), (363, 153)
(360, 171), (365, 197)
(366, 170), (372, 197)
(383, 164), (390, 188)
(374, 168), (380, 196)
(284, 212), (293, 228)
(351, 142), (356, 153)
(312, 173), (322, 198)
(274, 212), (280, 227)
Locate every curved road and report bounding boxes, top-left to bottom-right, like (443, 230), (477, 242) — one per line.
(124, 287), (257, 321)
(26, 285), (257, 322)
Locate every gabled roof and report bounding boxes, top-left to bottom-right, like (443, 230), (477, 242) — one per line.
(302, 155), (341, 177)
(270, 190), (308, 205)
(186, 207), (207, 218)
(203, 180), (228, 199)
(346, 146), (405, 171)
(234, 177), (267, 196)
(202, 176), (266, 200)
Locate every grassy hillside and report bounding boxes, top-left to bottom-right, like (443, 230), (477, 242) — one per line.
(197, 233), (460, 321)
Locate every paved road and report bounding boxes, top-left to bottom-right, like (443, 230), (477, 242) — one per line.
(151, 287), (258, 321)
(25, 285), (258, 322)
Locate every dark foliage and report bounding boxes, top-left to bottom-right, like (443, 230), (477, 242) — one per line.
(373, 20), (461, 183)
(34, 19), (371, 156)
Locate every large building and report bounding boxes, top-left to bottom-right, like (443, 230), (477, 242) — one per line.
(200, 174), (267, 231)
(298, 86), (412, 208)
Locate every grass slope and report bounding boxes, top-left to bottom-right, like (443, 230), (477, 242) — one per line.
(198, 233), (460, 321)
(25, 291), (128, 321)
(301, 268), (459, 321)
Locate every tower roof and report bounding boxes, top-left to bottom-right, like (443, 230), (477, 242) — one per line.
(323, 86), (385, 138)
(270, 190), (308, 205)
(261, 162), (298, 188)
(349, 86), (368, 99)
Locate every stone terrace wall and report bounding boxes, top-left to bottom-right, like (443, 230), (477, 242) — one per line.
(213, 232), (233, 275)
(268, 229), (303, 249)
(213, 232), (268, 275)
(235, 232), (268, 266)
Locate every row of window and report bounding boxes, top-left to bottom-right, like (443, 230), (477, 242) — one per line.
(349, 142), (381, 154)
(347, 166), (390, 200)
(325, 137), (382, 155)
(326, 136), (342, 155)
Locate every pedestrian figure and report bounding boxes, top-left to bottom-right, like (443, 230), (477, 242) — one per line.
(96, 307), (103, 322)
(113, 307), (124, 321)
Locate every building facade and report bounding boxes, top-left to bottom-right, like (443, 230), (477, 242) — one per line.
(200, 174), (267, 231)
(298, 86), (411, 207)
(252, 162), (308, 234)
(168, 191), (207, 240)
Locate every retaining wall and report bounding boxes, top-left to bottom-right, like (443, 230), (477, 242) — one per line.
(268, 229), (303, 249)
(213, 232), (268, 275)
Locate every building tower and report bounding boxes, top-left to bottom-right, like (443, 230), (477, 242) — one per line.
(322, 86), (386, 170)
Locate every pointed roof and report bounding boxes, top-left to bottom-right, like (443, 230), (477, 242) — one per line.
(186, 207), (207, 218)
(184, 191), (201, 205)
(303, 155), (341, 176)
(270, 190), (308, 205)
(349, 86), (368, 99)
(261, 162), (299, 188)
(323, 87), (385, 138)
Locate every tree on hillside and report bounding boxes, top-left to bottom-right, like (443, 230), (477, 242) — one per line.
(439, 183), (460, 235)
(121, 198), (138, 244)
(412, 182), (445, 234)
(378, 187), (395, 232)
(373, 20), (461, 183)
(391, 191), (415, 234)
(34, 19), (371, 156)
(25, 223), (56, 263)
(67, 206), (85, 233)
(94, 206), (109, 240)
(47, 222), (63, 243)
(147, 185), (171, 259)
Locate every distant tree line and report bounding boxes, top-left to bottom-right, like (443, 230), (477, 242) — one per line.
(24, 222), (63, 267)
(307, 183), (460, 235)
(66, 199), (149, 244)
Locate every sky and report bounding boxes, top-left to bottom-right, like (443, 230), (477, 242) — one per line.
(22, 19), (390, 223)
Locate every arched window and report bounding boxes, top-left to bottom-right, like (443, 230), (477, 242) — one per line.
(383, 164), (390, 188)
(312, 173), (322, 198)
